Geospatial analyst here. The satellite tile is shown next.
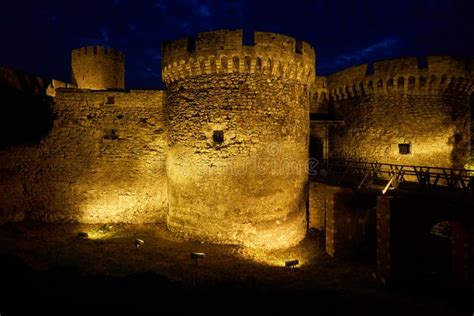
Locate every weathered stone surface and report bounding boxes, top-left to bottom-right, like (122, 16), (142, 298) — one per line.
(310, 183), (373, 257)
(0, 169), (27, 223)
(319, 56), (473, 168)
(0, 30), (472, 253)
(0, 89), (168, 224)
(162, 30), (315, 249)
(71, 46), (125, 90)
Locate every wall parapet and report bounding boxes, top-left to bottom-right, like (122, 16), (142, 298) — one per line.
(327, 56), (473, 100)
(54, 88), (166, 108)
(46, 79), (77, 97)
(71, 46), (124, 61)
(161, 29), (316, 85)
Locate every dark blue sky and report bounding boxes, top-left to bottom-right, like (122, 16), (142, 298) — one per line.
(1, 0), (473, 89)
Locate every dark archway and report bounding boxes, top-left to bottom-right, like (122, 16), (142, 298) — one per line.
(427, 221), (470, 283)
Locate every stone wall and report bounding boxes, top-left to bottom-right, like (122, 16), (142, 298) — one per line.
(0, 88), (168, 223)
(0, 65), (51, 96)
(162, 29), (315, 249)
(308, 182), (325, 231)
(0, 169), (28, 223)
(0, 145), (43, 220)
(310, 76), (329, 114)
(376, 196), (392, 284)
(326, 57), (473, 168)
(1, 30), (472, 257)
(309, 182), (375, 257)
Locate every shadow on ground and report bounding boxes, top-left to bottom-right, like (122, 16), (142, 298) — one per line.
(0, 222), (470, 315)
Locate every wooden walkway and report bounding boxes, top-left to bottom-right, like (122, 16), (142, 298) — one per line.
(312, 159), (474, 194)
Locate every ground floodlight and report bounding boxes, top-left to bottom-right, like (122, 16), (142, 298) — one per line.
(135, 238), (145, 248)
(190, 252), (206, 266)
(285, 259), (299, 268)
(77, 231), (89, 240)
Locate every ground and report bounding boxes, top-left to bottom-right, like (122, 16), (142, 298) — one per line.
(0, 222), (470, 315)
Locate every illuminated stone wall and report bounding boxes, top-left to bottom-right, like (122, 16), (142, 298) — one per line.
(10, 89), (168, 223)
(0, 31), (472, 254)
(309, 182), (374, 257)
(310, 76), (329, 114)
(71, 46), (125, 90)
(162, 30), (315, 249)
(322, 57), (473, 168)
(0, 169), (28, 223)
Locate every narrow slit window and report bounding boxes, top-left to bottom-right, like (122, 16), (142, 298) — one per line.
(213, 130), (224, 143)
(398, 143), (411, 155)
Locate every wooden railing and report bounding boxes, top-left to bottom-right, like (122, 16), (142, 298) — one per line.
(312, 159), (474, 193)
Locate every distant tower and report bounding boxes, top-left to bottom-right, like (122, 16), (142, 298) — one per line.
(71, 46), (125, 90)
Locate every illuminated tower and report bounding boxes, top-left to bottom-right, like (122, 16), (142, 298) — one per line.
(71, 46), (125, 90)
(326, 56), (472, 168)
(162, 30), (315, 249)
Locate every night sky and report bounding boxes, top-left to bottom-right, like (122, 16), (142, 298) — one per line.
(1, 0), (473, 89)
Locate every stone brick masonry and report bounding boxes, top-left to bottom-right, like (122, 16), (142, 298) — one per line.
(0, 29), (472, 250)
(162, 30), (314, 248)
(323, 56), (473, 168)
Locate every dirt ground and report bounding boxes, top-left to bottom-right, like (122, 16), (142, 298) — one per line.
(0, 222), (470, 315)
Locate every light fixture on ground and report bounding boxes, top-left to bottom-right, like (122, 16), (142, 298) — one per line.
(285, 259), (299, 268)
(77, 231), (89, 240)
(135, 238), (145, 248)
(190, 252), (206, 267)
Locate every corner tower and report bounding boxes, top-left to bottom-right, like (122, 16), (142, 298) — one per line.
(326, 56), (473, 168)
(162, 29), (315, 249)
(71, 46), (125, 90)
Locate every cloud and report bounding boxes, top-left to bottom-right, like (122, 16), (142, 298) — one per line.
(101, 29), (110, 45)
(47, 15), (58, 25)
(198, 4), (213, 17)
(335, 38), (400, 65)
(146, 67), (161, 78)
(154, 0), (167, 10)
(79, 28), (111, 46)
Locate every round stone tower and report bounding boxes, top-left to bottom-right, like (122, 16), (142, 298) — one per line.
(162, 29), (315, 249)
(327, 56), (473, 168)
(71, 46), (125, 90)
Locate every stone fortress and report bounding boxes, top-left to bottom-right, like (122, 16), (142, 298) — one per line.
(0, 29), (472, 250)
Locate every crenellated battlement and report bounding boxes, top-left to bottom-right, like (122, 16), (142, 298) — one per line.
(310, 76), (329, 113)
(71, 46), (125, 90)
(161, 29), (315, 85)
(71, 46), (124, 61)
(327, 56), (473, 101)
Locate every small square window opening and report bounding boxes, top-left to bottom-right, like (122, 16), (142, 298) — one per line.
(213, 130), (224, 143)
(106, 96), (115, 104)
(398, 143), (410, 155)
